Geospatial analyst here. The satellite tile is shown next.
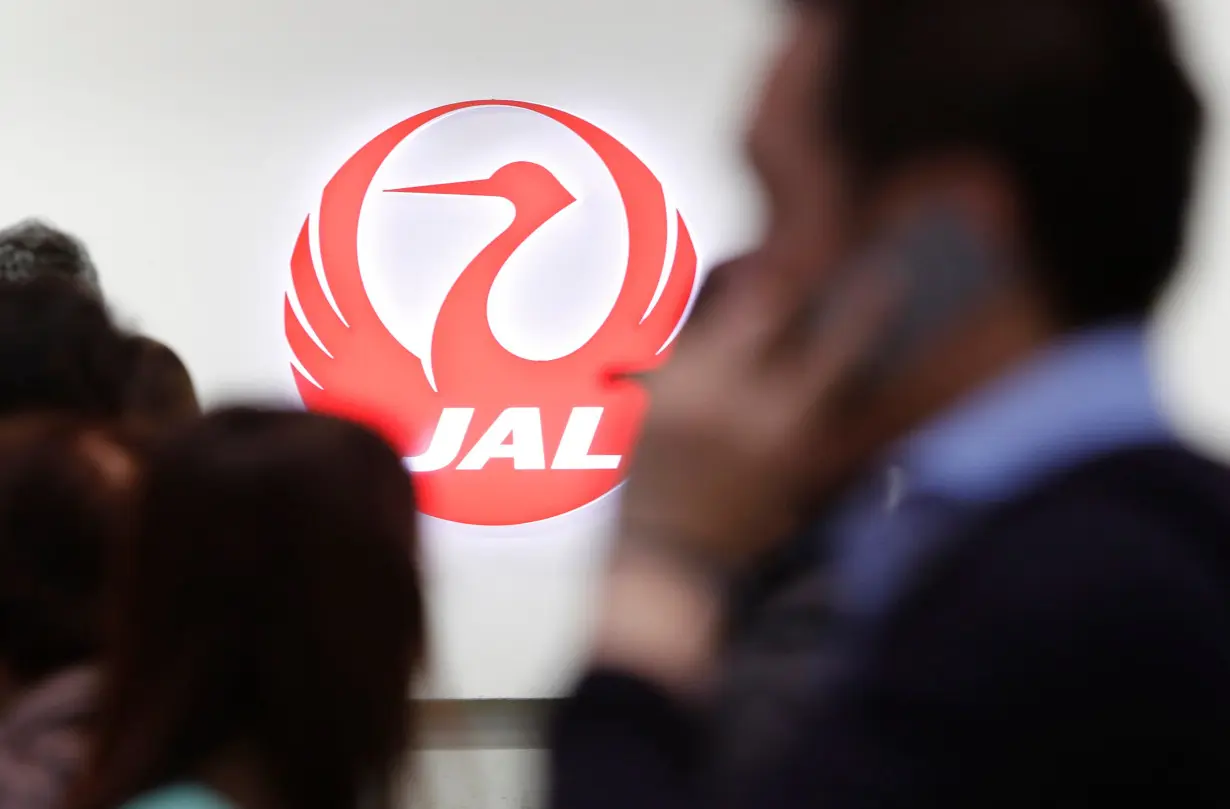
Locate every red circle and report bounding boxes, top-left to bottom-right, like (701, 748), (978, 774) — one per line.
(285, 101), (697, 525)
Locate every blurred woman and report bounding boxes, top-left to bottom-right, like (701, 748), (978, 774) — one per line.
(0, 416), (138, 809)
(67, 408), (425, 809)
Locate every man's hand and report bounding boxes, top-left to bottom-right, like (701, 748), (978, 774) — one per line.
(590, 255), (898, 692)
(617, 254), (899, 573)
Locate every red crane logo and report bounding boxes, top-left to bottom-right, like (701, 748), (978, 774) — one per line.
(285, 100), (698, 526)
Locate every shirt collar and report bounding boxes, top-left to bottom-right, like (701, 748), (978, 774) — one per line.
(889, 321), (1170, 506)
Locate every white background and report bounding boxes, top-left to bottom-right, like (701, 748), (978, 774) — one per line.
(1157, 0), (1230, 456)
(2, 0), (1229, 805)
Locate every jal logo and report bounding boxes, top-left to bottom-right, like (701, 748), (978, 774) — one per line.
(285, 100), (699, 526)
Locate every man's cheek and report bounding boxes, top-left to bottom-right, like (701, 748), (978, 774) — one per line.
(761, 218), (838, 284)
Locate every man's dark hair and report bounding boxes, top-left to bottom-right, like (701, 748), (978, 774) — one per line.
(816, 0), (1203, 324)
(0, 219), (99, 291)
(0, 276), (132, 418)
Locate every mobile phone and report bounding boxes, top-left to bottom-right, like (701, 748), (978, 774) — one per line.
(818, 205), (1006, 388)
(618, 211), (999, 388)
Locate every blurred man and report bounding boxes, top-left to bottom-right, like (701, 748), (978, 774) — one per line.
(552, 0), (1230, 807)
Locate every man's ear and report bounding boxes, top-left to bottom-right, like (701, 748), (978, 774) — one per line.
(869, 155), (1025, 265)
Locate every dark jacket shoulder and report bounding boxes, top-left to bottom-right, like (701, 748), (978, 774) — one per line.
(818, 444), (1230, 806)
(717, 444), (1230, 803)
(891, 443), (1230, 641)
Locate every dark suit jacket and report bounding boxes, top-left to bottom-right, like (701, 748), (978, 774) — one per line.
(550, 445), (1230, 809)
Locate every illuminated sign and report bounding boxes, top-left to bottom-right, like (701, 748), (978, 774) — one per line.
(285, 100), (698, 526)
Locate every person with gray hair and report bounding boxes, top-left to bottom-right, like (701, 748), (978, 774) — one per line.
(0, 220), (100, 291)
(0, 221), (200, 433)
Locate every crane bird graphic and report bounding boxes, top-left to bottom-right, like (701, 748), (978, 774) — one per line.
(285, 100), (698, 526)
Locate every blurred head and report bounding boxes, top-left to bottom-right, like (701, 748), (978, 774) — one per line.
(0, 416), (136, 701)
(0, 220), (99, 292)
(71, 408), (424, 809)
(749, 0), (1202, 329)
(121, 336), (201, 432)
(0, 275), (133, 420)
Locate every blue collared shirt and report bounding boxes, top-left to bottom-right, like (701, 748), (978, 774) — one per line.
(826, 322), (1173, 620)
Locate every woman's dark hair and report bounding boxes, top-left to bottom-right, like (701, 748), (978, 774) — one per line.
(0, 275), (132, 419)
(812, 0), (1203, 324)
(69, 408), (425, 809)
(0, 416), (137, 685)
(121, 336), (201, 430)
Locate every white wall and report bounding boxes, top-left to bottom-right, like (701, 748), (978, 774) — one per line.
(1156, 0), (1230, 460)
(4, 0), (1230, 806)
